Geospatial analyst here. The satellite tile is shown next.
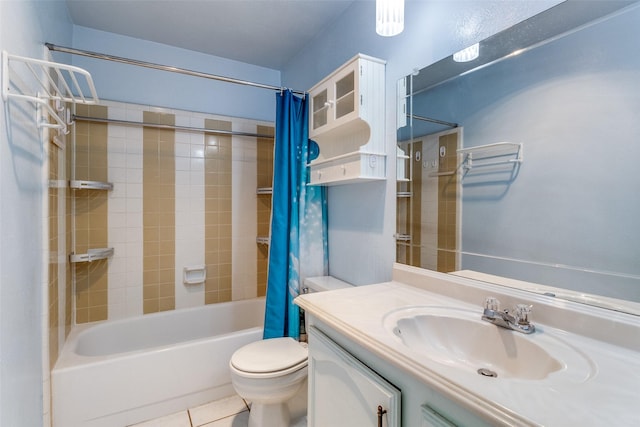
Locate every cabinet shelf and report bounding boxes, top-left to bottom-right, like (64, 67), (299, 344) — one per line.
(69, 248), (114, 263)
(70, 180), (113, 191)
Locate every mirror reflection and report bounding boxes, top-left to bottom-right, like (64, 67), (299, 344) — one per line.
(396, 1), (640, 313)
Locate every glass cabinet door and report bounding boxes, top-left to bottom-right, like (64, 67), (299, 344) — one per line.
(334, 70), (355, 120)
(312, 88), (329, 131)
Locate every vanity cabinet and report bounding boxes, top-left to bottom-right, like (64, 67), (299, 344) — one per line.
(307, 326), (400, 427)
(303, 318), (492, 427)
(308, 54), (386, 185)
(421, 405), (457, 427)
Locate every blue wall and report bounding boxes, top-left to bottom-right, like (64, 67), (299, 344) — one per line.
(0, 1), (74, 425)
(65, 26), (281, 122)
(281, 0), (561, 285)
(412, 4), (640, 301)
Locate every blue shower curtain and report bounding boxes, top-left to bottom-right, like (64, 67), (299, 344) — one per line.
(263, 90), (328, 339)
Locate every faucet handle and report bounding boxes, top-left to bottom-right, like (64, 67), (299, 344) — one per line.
(485, 297), (500, 311)
(514, 304), (533, 325)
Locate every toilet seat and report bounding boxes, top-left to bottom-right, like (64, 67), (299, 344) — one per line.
(230, 337), (308, 379)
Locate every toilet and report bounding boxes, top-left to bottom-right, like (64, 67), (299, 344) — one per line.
(229, 275), (352, 427)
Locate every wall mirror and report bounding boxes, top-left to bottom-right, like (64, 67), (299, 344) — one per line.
(396, 0), (640, 314)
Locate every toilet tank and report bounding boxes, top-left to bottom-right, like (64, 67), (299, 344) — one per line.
(303, 276), (353, 293)
(300, 276), (353, 342)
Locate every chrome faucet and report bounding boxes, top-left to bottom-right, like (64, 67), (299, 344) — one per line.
(481, 297), (535, 334)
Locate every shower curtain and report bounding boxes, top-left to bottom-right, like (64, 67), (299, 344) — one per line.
(263, 90), (328, 339)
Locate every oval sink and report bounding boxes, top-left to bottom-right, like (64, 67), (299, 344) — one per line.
(383, 306), (594, 381)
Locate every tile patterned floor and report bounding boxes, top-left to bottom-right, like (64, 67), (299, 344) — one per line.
(129, 394), (307, 427)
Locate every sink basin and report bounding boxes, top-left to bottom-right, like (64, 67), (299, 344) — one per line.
(383, 306), (594, 381)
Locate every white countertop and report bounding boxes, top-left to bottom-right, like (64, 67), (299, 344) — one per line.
(296, 278), (640, 426)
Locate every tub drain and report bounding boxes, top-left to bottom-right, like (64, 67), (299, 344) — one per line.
(477, 368), (498, 378)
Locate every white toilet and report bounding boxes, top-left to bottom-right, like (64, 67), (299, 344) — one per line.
(229, 276), (352, 427)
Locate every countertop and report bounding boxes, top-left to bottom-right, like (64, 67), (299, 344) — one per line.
(295, 279), (640, 426)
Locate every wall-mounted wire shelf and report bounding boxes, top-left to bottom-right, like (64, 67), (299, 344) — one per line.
(69, 248), (114, 263)
(69, 180), (114, 191)
(256, 237), (270, 245)
(256, 187), (273, 195)
(457, 142), (523, 171)
(2, 50), (98, 133)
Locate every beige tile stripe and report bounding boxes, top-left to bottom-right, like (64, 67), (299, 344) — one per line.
(437, 133), (458, 272)
(204, 119), (233, 304)
(256, 125), (274, 297)
(143, 112), (176, 314)
(75, 104), (109, 323)
(49, 138), (60, 368)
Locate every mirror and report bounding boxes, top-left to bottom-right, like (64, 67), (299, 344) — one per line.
(396, 0), (640, 314)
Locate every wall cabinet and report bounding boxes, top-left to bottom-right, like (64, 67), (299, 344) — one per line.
(308, 54), (386, 185)
(308, 326), (400, 427)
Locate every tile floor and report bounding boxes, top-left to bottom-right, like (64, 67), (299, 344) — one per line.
(129, 394), (307, 427)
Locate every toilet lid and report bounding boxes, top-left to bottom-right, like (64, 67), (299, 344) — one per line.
(231, 337), (308, 374)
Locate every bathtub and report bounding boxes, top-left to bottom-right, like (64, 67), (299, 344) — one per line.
(52, 298), (265, 427)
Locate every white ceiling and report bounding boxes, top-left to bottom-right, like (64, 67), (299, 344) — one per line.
(65, 0), (358, 70)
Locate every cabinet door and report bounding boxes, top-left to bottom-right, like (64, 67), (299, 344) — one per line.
(311, 86), (329, 133)
(309, 59), (360, 138)
(308, 327), (400, 427)
(333, 63), (357, 121)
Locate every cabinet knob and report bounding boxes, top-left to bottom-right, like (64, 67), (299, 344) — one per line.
(324, 101), (334, 108)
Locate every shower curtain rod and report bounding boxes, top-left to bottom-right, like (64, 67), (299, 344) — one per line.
(45, 43), (306, 97)
(409, 114), (458, 128)
(73, 115), (275, 139)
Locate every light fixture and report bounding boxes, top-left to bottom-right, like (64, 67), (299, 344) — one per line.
(376, 0), (404, 37)
(453, 43), (480, 62)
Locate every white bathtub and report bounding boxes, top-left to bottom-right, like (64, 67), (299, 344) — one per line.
(52, 298), (265, 427)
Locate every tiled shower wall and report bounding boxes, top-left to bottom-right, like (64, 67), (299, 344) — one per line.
(256, 126), (274, 297)
(396, 130), (459, 272)
(71, 101), (273, 322)
(48, 130), (74, 371)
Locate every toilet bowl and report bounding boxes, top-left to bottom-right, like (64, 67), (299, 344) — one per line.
(230, 337), (308, 427)
(229, 276), (352, 427)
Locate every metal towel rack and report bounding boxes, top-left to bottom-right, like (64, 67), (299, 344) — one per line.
(2, 50), (98, 133)
(457, 142), (523, 171)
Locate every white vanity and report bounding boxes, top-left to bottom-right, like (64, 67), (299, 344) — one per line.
(295, 264), (640, 426)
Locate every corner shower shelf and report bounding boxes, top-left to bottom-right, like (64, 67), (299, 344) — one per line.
(394, 234), (412, 242)
(256, 237), (270, 245)
(70, 180), (114, 191)
(257, 187), (273, 195)
(69, 248), (114, 263)
(1, 50), (99, 133)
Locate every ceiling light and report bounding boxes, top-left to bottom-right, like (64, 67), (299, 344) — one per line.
(453, 43), (480, 62)
(376, 0), (404, 37)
